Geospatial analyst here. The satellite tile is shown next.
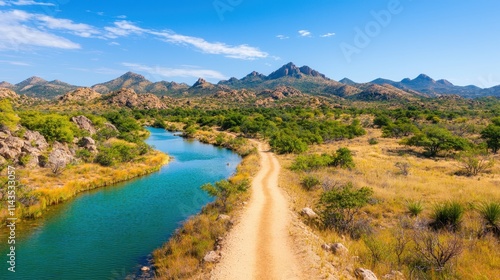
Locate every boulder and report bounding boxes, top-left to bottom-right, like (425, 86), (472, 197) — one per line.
(382, 271), (405, 280)
(23, 130), (48, 150)
(217, 214), (231, 221)
(203, 251), (221, 263)
(140, 266), (150, 272)
(321, 243), (332, 251)
(71, 116), (96, 135)
(48, 142), (75, 167)
(300, 207), (318, 219)
(0, 136), (24, 159)
(331, 243), (349, 255)
(103, 122), (119, 132)
(79, 136), (98, 153)
(355, 268), (378, 280)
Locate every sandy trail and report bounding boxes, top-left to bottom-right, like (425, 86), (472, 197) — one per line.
(211, 143), (303, 280)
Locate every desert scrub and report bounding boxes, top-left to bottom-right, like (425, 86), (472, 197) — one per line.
(478, 201), (500, 236)
(407, 200), (424, 217)
(431, 201), (465, 231)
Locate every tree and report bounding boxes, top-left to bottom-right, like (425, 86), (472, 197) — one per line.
(201, 179), (248, 212)
(318, 183), (373, 234)
(456, 149), (494, 176)
(481, 124), (500, 153)
(405, 126), (469, 157)
(332, 147), (355, 169)
(269, 131), (308, 154)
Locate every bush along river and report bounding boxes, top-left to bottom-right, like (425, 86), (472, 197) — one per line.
(0, 127), (242, 279)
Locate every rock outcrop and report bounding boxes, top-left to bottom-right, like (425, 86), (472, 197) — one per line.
(48, 142), (75, 167)
(203, 251), (221, 263)
(106, 88), (167, 109)
(0, 127), (50, 167)
(0, 88), (19, 99)
(59, 87), (102, 102)
(71, 115), (96, 135)
(355, 268), (378, 280)
(259, 86), (303, 100)
(79, 136), (98, 153)
(300, 207), (318, 219)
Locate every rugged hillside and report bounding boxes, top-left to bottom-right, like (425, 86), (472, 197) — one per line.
(103, 88), (168, 109)
(91, 72), (189, 95)
(4, 63), (500, 99)
(58, 88), (102, 103)
(6, 77), (79, 99)
(369, 74), (495, 98)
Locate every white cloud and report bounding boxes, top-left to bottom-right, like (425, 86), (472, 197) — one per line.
(0, 60), (30, 66)
(122, 62), (227, 80)
(276, 35), (289, 40)
(37, 14), (100, 37)
(104, 20), (145, 38)
(3, 0), (55, 6)
(116, 15), (127, 19)
(0, 10), (80, 50)
(320, 32), (336, 38)
(298, 30), (312, 37)
(105, 21), (268, 60)
(108, 41), (120, 46)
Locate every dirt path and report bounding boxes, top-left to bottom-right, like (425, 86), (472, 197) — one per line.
(211, 143), (303, 280)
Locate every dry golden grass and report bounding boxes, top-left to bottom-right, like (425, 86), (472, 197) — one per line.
(279, 128), (500, 278)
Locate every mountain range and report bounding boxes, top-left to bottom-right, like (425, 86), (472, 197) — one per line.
(1, 62), (499, 100)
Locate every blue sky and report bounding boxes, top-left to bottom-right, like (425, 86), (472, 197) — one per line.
(0, 0), (499, 87)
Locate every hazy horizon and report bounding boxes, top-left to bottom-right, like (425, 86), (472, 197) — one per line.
(1, 0), (499, 87)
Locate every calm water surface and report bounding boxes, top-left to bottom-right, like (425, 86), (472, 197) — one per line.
(0, 127), (241, 279)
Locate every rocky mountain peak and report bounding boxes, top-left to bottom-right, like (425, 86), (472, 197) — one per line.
(16, 76), (47, 88)
(267, 62), (327, 80)
(192, 78), (212, 88)
(0, 81), (14, 88)
(120, 71), (147, 81)
(414, 74), (435, 83)
(437, 79), (453, 86)
(339, 78), (357, 85)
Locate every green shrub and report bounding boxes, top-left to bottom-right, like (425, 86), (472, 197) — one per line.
(368, 138), (379, 145)
(332, 147), (355, 169)
(19, 154), (31, 166)
(20, 112), (79, 143)
(76, 149), (93, 163)
(301, 175), (320, 191)
(290, 154), (334, 171)
(270, 132), (308, 154)
(318, 183), (373, 235)
(478, 202), (500, 235)
(407, 200), (424, 217)
(0, 99), (20, 130)
(431, 201), (464, 231)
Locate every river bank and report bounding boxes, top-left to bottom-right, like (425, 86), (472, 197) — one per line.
(151, 127), (260, 279)
(0, 128), (242, 279)
(0, 150), (169, 224)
